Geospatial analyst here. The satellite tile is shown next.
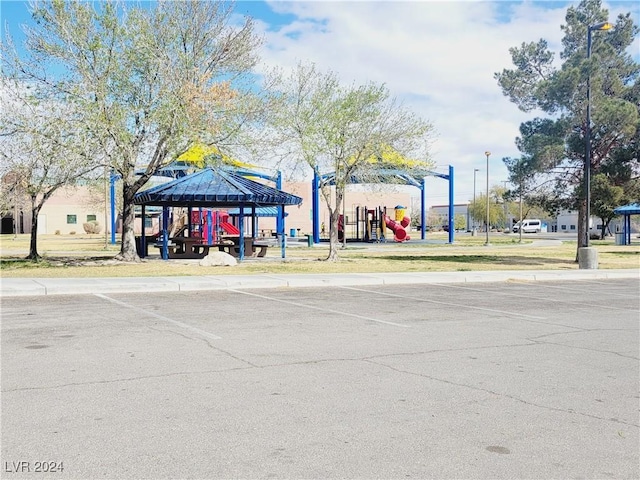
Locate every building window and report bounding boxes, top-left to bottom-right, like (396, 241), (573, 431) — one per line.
(144, 217), (153, 228)
(570, 225), (576, 230)
(87, 214), (97, 222)
(561, 225), (566, 230)
(67, 215), (77, 224)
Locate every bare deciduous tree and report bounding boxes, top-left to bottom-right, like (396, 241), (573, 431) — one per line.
(268, 63), (435, 261)
(0, 79), (100, 259)
(3, 0), (263, 260)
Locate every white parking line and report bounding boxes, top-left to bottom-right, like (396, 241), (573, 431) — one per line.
(340, 286), (548, 320)
(428, 283), (636, 311)
(94, 293), (222, 340)
(230, 289), (410, 328)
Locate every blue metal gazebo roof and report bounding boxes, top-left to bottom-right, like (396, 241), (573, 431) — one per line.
(613, 203), (639, 246)
(134, 167), (302, 207)
(613, 203), (640, 215)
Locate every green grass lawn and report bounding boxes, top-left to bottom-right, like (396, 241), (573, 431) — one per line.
(1, 233), (638, 278)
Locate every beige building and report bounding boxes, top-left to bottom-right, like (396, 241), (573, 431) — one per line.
(36, 186), (109, 235)
(1, 185), (111, 236)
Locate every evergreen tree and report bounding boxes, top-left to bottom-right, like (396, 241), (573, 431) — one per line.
(495, 0), (639, 254)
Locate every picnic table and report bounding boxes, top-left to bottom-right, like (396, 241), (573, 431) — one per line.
(157, 236), (270, 259)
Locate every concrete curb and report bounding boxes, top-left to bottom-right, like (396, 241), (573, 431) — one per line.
(1, 269), (638, 297)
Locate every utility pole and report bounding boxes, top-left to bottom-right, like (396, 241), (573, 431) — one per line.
(484, 151), (491, 246)
(473, 168), (479, 230)
(502, 180), (509, 231)
(519, 178), (523, 244)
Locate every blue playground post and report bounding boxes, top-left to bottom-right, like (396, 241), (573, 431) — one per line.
(161, 206), (169, 260)
(420, 177), (426, 240)
(448, 165), (454, 244)
(312, 169), (320, 243)
(110, 170), (117, 244)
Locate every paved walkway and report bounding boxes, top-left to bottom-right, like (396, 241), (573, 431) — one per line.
(2, 269), (638, 296)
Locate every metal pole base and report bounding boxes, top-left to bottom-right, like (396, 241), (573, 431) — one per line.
(578, 247), (599, 270)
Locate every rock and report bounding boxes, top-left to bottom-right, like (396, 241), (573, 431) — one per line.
(199, 251), (237, 267)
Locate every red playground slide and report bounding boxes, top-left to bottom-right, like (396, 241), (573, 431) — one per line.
(220, 221), (240, 235)
(384, 216), (410, 242)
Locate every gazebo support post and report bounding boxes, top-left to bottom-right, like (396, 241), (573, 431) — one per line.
(238, 204), (245, 261)
(140, 205), (146, 258)
(161, 206), (169, 260)
(279, 204), (286, 258)
(206, 210), (213, 244)
(626, 215), (631, 245)
(251, 206), (257, 239)
(276, 171), (284, 235)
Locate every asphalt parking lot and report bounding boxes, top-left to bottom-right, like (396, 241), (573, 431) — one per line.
(2, 278), (639, 479)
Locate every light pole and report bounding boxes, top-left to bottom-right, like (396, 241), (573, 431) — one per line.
(502, 180), (509, 230)
(584, 21), (613, 248)
(580, 20), (612, 269)
(484, 151), (490, 246)
(518, 174), (523, 244)
(473, 168), (479, 230)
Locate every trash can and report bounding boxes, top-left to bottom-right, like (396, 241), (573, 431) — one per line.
(615, 232), (625, 245)
(135, 236), (149, 257)
(306, 234), (313, 247)
(289, 228), (296, 238)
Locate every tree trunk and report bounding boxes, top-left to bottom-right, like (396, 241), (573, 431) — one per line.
(116, 181), (140, 262)
(27, 196), (41, 261)
(325, 187), (345, 262)
(326, 207), (340, 261)
(600, 218), (610, 239)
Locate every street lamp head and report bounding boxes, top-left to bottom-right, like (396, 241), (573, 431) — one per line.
(474, 168), (480, 172)
(484, 151), (491, 157)
(590, 21), (613, 31)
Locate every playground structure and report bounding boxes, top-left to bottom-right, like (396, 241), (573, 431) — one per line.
(386, 205), (411, 242)
(312, 165), (455, 244)
(338, 205), (412, 243)
(169, 209), (241, 244)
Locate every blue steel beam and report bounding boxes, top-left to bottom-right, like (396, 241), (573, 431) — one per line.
(420, 178), (426, 240)
(448, 165), (454, 244)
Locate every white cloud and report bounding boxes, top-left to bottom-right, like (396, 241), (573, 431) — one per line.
(248, 0), (638, 205)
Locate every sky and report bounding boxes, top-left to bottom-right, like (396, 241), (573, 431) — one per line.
(2, 0), (639, 207)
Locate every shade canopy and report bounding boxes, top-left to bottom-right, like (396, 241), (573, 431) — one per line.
(613, 203), (639, 246)
(613, 203), (640, 215)
(134, 167), (302, 208)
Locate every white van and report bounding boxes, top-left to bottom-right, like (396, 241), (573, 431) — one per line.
(513, 219), (542, 233)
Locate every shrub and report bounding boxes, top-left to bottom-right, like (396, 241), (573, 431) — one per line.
(83, 221), (102, 234)
(54, 230), (61, 235)
(69, 231), (76, 235)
